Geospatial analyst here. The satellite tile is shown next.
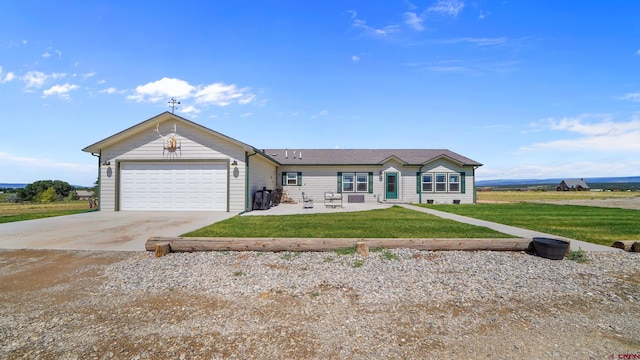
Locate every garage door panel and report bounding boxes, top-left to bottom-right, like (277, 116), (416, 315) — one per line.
(120, 162), (227, 211)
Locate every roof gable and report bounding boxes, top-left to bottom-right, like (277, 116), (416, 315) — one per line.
(82, 112), (254, 154)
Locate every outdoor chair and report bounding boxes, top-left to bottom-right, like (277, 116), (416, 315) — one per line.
(302, 192), (314, 208)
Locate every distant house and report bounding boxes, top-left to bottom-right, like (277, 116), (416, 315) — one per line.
(557, 179), (590, 191)
(76, 190), (93, 200)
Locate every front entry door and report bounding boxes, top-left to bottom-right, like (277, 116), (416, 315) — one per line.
(385, 173), (398, 200)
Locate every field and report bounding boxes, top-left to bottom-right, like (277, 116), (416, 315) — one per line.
(0, 200), (93, 223)
(477, 189), (640, 203)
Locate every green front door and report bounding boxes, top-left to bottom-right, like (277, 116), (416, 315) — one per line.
(385, 173), (398, 200)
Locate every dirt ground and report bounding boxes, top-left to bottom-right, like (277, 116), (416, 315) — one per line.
(1, 198), (639, 359)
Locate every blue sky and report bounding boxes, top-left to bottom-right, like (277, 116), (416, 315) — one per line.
(1, 1), (639, 186)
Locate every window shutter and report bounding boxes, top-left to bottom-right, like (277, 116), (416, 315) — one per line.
(281, 172), (286, 186)
(416, 172), (422, 194)
(461, 172), (466, 194)
(337, 172), (342, 193)
(368, 172), (373, 193)
(297, 172), (302, 186)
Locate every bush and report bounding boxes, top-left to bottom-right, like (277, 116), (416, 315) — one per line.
(40, 187), (57, 203)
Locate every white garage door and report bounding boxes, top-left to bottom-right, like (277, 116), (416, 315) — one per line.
(120, 162), (227, 211)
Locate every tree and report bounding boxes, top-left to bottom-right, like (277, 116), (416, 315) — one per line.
(17, 180), (75, 202)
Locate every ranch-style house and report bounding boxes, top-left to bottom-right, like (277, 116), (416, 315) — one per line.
(82, 112), (482, 212)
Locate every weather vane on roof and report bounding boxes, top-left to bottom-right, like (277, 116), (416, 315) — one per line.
(168, 98), (181, 113)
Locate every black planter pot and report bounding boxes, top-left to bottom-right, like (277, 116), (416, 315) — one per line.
(532, 237), (570, 260)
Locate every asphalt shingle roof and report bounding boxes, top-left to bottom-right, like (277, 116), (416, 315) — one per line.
(261, 149), (482, 166)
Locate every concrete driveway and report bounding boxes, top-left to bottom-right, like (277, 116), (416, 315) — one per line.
(0, 211), (237, 251)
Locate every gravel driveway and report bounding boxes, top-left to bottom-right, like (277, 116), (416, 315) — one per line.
(1, 248), (638, 359)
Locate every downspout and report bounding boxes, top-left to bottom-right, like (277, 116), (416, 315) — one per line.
(90, 151), (101, 210)
(244, 151), (258, 211)
(473, 165), (480, 204)
(418, 164), (424, 204)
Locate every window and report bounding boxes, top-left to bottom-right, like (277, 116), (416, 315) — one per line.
(342, 173), (354, 192)
(449, 173), (460, 192)
(356, 173), (368, 192)
(287, 173), (298, 185)
(341, 172), (370, 192)
(422, 173), (433, 192)
(435, 173), (447, 192)
(282, 172), (302, 186)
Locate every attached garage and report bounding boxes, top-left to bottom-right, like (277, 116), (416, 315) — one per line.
(119, 162), (228, 211)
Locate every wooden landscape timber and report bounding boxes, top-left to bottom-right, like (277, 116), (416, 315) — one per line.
(612, 241), (640, 252)
(146, 237), (533, 253)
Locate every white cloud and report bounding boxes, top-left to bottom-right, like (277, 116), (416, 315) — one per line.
(194, 83), (254, 106)
(128, 77), (255, 108)
(311, 110), (329, 119)
(0, 151), (94, 173)
(522, 115), (640, 152)
(0, 67), (15, 83)
(22, 71), (48, 88)
(99, 87), (121, 94)
(83, 72), (97, 79)
(43, 83), (79, 99)
(42, 51), (51, 58)
(440, 37), (508, 46)
(428, 0), (465, 16)
(128, 77), (194, 103)
(352, 18), (400, 37)
(351, 55), (361, 62)
(403, 12), (424, 31)
(620, 93), (640, 102)
(180, 105), (200, 115)
(240, 112), (253, 118)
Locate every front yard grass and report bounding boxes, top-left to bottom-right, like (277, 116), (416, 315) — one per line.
(182, 206), (512, 238)
(418, 203), (640, 246)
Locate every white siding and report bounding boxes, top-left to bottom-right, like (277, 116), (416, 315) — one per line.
(248, 155), (277, 209)
(278, 166), (382, 204)
(416, 159), (476, 204)
(98, 121), (247, 211)
(277, 158), (477, 205)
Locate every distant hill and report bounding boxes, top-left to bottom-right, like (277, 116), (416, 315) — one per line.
(0, 183), (28, 189)
(0, 183), (90, 189)
(476, 176), (640, 187)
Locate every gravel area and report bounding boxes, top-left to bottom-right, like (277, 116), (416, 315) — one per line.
(1, 248), (639, 359)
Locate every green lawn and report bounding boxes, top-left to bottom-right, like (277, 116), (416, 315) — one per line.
(183, 206), (513, 238)
(418, 203), (640, 246)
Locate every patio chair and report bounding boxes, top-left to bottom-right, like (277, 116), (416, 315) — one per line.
(302, 192), (314, 208)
